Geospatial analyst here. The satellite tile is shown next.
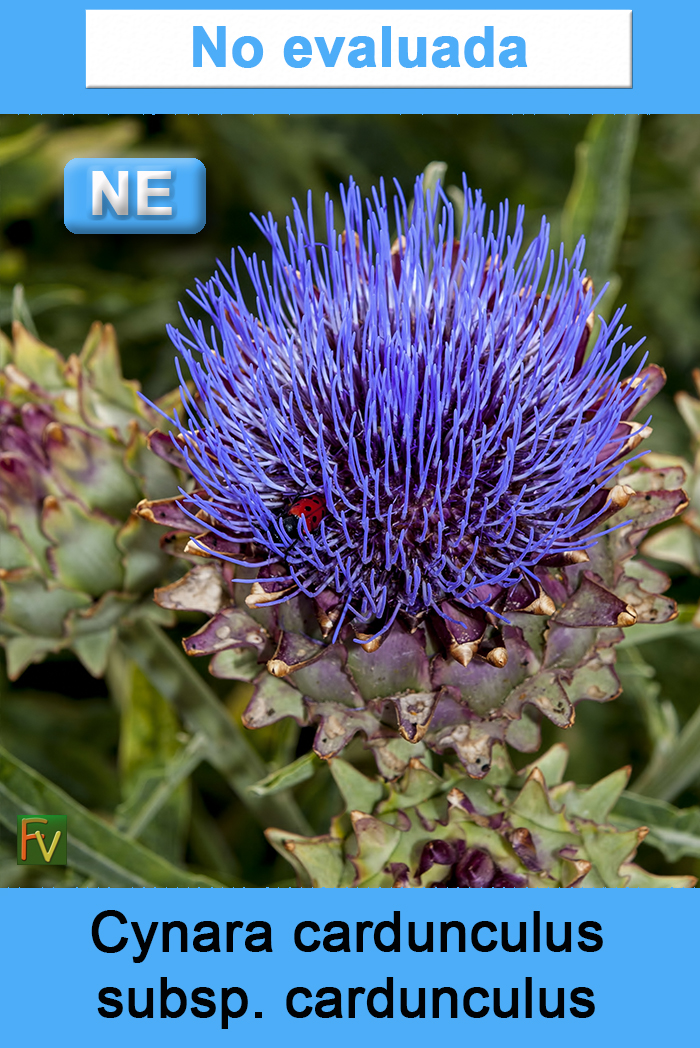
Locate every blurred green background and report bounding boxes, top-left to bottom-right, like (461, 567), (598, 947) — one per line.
(2, 113), (700, 885)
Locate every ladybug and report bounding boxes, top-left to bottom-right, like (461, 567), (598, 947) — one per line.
(282, 493), (326, 537)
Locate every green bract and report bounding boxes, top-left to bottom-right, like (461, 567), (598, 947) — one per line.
(0, 321), (182, 679)
(266, 744), (695, 888)
(642, 368), (700, 593)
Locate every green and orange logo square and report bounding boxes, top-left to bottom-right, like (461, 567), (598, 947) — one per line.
(17, 815), (67, 865)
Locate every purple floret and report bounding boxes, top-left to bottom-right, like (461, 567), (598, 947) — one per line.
(165, 175), (648, 641)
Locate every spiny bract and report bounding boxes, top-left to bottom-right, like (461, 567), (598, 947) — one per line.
(642, 367), (700, 601)
(0, 321), (182, 679)
(140, 177), (686, 778)
(266, 744), (696, 888)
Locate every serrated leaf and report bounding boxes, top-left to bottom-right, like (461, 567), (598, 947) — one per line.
(79, 321), (141, 415)
(0, 527), (35, 572)
(48, 426), (141, 521)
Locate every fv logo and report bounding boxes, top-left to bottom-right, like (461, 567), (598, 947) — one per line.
(17, 815), (67, 866)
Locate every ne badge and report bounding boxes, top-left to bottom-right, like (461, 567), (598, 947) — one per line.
(64, 157), (206, 233)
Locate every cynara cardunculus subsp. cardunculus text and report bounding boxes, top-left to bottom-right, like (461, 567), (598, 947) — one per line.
(140, 176), (685, 780)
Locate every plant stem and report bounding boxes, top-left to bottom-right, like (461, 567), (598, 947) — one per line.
(633, 702), (700, 801)
(124, 731), (208, 839)
(118, 619), (312, 835)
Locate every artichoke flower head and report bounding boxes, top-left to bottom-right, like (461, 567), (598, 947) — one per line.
(140, 176), (687, 779)
(0, 320), (182, 679)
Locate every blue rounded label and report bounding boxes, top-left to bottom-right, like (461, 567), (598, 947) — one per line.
(64, 157), (206, 234)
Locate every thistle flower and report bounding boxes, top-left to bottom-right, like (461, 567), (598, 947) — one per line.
(140, 176), (686, 778)
(267, 744), (696, 888)
(0, 321), (182, 679)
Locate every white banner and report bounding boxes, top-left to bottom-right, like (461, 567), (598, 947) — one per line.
(86, 9), (632, 89)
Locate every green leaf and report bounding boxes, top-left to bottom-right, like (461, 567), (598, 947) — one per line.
(422, 160), (447, 197)
(116, 514), (172, 596)
(249, 751), (320, 797)
(617, 646), (679, 774)
(562, 115), (640, 306)
(118, 619), (311, 835)
(676, 390), (700, 442)
(510, 773), (573, 833)
(48, 427), (142, 522)
(642, 524), (700, 574)
(11, 285), (39, 339)
(3, 635), (64, 680)
(69, 592), (137, 676)
(0, 742), (219, 887)
(79, 320), (142, 415)
(122, 734), (208, 842)
(0, 690), (119, 811)
(634, 696), (700, 801)
(0, 124), (47, 168)
(612, 790), (700, 862)
(111, 653), (190, 860)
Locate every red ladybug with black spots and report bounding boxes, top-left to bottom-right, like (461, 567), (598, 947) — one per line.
(282, 493), (326, 537)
